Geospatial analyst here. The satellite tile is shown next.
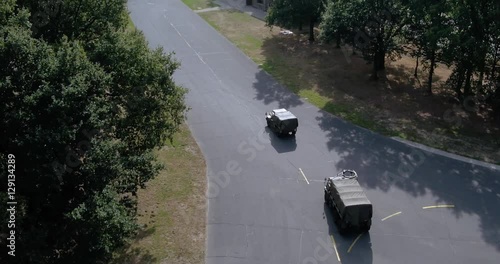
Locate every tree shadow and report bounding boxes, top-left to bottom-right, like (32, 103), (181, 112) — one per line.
(323, 203), (373, 264)
(264, 126), (297, 153)
(253, 69), (304, 109)
(253, 29), (500, 251)
(110, 226), (158, 264)
(316, 108), (500, 251)
(256, 33), (499, 161)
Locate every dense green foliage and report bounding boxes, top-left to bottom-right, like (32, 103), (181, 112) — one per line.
(268, 0), (500, 114)
(320, 0), (409, 79)
(0, 0), (187, 263)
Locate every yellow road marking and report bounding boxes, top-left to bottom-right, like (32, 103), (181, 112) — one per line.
(329, 234), (341, 262)
(381, 211), (402, 221)
(347, 233), (363, 253)
(299, 168), (310, 184)
(422, 205), (455, 209)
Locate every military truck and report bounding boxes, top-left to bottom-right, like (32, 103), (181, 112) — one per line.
(324, 170), (373, 234)
(265, 108), (298, 136)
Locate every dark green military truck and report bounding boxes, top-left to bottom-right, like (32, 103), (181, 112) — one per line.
(324, 170), (373, 235)
(265, 108), (298, 136)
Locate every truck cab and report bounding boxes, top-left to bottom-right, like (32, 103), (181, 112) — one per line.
(265, 108), (298, 136)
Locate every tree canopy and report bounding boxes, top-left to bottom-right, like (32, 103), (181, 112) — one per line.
(263, 0), (500, 113)
(320, 0), (410, 79)
(0, 0), (187, 263)
(321, 0), (499, 101)
(266, 0), (325, 42)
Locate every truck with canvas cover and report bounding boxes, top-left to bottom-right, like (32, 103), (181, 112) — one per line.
(324, 170), (372, 234)
(265, 108), (298, 136)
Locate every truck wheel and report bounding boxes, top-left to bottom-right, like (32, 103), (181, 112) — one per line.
(266, 120), (271, 127)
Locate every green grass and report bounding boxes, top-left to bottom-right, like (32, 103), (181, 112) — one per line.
(182, 0), (217, 10)
(260, 55), (392, 136)
(125, 12), (136, 33)
(112, 124), (206, 264)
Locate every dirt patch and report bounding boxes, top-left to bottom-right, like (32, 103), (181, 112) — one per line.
(201, 10), (500, 164)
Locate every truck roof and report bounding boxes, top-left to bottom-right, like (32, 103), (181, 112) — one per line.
(329, 177), (372, 207)
(273, 109), (297, 121)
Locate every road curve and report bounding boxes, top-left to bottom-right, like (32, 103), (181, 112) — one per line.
(128, 1), (500, 263)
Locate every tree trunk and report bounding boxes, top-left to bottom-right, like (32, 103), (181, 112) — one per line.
(414, 55), (419, 78)
(351, 34), (356, 55)
(477, 69), (484, 92)
(464, 67), (473, 98)
(308, 19), (314, 42)
(371, 62), (379, 80)
(375, 49), (385, 71)
(299, 21), (302, 31)
(336, 32), (341, 48)
(477, 49), (487, 92)
(454, 65), (465, 101)
(371, 53), (379, 80)
(427, 49), (436, 95)
(375, 36), (385, 70)
(351, 37), (357, 55)
(490, 42), (498, 79)
(380, 52), (385, 70)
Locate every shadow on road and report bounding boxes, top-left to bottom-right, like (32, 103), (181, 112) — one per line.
(316, 109), (500, 251)
(264, 126), (297, 153)
(323, 203), (373, 264)
(253, 70), (304, 109)
(250, 31), (500, 253)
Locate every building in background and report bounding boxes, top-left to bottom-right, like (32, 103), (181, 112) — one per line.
(246, 0), (273, 11)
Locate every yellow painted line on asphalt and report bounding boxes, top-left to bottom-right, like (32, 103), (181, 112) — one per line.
(422, 204), (455, 209)
(381, 211), (402, 221)
(329, 234), (341, 262)
(299, 168), (310, 184)
(347, 233), (363, 253)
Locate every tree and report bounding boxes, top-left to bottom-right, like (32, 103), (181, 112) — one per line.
(442, 0), (499, 102)
(266, 0), (325, 42)
(319, 0), (360, 49)
(320, 0), (409, 79)
(19, 0), (128, 43)
(404, 0), (452, 94)
(0, 1), (186, 262)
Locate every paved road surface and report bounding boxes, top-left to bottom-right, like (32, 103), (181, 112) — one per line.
(128, 0), (500, 263)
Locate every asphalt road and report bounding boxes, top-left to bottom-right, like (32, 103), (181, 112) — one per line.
(128, 1), (500, 263)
